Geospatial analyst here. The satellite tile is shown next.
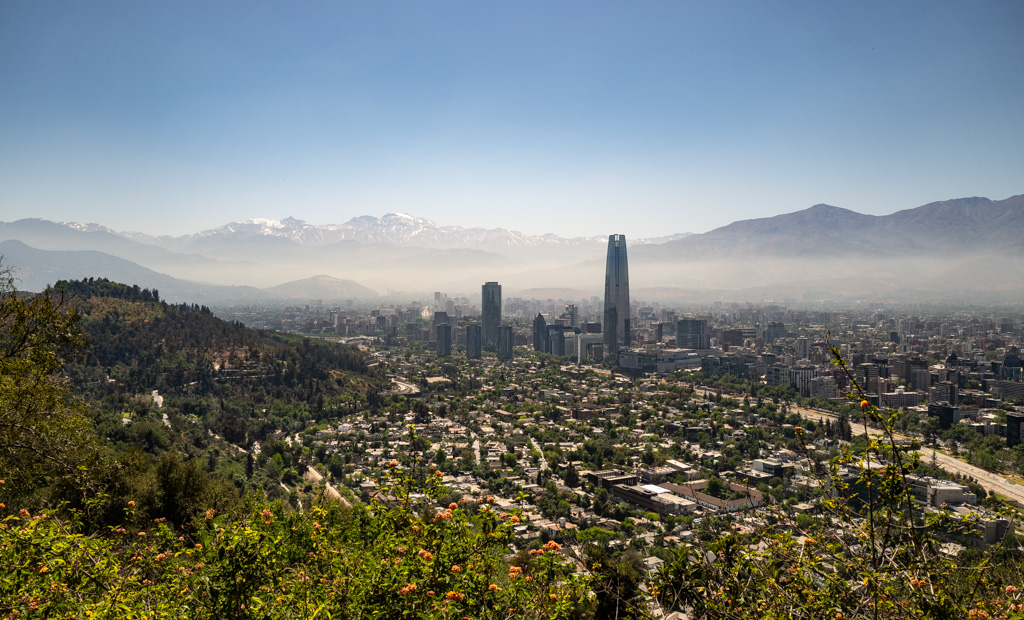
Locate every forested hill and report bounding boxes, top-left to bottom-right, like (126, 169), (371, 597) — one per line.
(58, 278), (383, 442)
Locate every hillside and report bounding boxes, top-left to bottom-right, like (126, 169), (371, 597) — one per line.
(61, 279), (381, 442)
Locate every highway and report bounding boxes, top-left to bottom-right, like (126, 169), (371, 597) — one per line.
(691, 384), (1024, 505)
(794, 404), (1024, 505)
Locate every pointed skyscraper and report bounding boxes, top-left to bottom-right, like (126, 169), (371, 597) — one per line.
(481, 282), (501, 351)
(603, 234), (630, 361)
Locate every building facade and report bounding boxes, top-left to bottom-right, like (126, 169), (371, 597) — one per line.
(677, 318), (708, 349)
(435, 324), (452, 357)
(603, 234), (630, 360)
(466, 324), (482, 360)
(497, 325), (514, 362)
(481, 282), (501, 350)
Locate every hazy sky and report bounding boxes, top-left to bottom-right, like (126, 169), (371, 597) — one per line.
(1, 1), (1022, 239)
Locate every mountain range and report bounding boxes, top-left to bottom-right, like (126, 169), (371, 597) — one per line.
(1, 194), (1022, 304)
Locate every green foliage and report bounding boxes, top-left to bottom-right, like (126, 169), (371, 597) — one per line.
(653, 336), (1024, 619)
(0, 266), (97, 508)
(0, 471), (590, 619)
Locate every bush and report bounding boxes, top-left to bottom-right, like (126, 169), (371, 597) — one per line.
(0, 467), (591, 619)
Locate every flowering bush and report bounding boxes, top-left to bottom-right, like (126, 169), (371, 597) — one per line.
(0, 470), (589, 619)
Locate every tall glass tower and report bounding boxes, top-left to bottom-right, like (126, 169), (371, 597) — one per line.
(481, 281), (502, 350)
(603, 235), (630, 360)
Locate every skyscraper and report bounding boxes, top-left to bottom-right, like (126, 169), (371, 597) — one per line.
(466, 324), (482, 360)
(482, 282), (501, 350)
(497, 325), (514, 362)
(435, 324), (452, 357)
(533, 313), (548, 352)
(603, 235), (630, 360)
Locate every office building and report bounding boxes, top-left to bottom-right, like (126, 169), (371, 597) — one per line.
(603, 234), (630, 360)
(432, 311), (449, 342)
(564, 304), (579, 329)
(533, 314), (548, 352)
(677, 318), (708, 349)
(435, 324), (452, 357)
(1007, 413), (1024, 448)
(928, 403), (960, 430)
(497, 325), (514, 362)
(482, 282), (502, 350)
(466, 324), (482, 360)
(547, 325), (567, 356)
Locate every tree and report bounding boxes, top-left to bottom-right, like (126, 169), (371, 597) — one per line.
(0, 266), (93, 506)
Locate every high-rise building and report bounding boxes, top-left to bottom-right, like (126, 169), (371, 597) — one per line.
(603, 234), (630, 360)
(482, 282), (502, 350)
(677, 319), (708, 349)
(1007, 412), (1024, 448)
(564, 304), (579, 329)
(533, 313), (548, 352)
(795, 337), (810, 361)
(497, 325), (513, 362)
(928, 403), (960, 430)
(547, 325), (567, 356)
(432, 311), (449, 342)
(466, 324), (482, 360)
(435, 324), (452, 357)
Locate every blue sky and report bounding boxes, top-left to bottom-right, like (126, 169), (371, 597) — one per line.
(1, 1), (1022, 238)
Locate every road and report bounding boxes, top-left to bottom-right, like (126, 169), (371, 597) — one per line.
(530, 437), (550, 471)
(792, 404), (1024, 505)
(389, 377), (421, 396)
(305, 465), (351, 507)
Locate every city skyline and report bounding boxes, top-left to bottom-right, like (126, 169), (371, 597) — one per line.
(2, 2), (1023, 238)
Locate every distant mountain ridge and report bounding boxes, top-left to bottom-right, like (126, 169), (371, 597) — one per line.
(639, 194), (1024, 259)
(1, 193), (1022, 301)
(121, 213), (692, 252)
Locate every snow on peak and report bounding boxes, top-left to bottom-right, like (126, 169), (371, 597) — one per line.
(245, 218), (286, 229)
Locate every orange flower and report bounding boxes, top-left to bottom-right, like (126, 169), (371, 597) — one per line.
(451, 565), (461, 573)
(446, 591), (464, 601)
(489, 584), (501, 591)
(128, 501), (135, 507)
(399, 584), (417, 596)
(418, 550), (434, 561)
(860, 400), (870, 408)
(449, 502), (459, 510)
(545, 541), (561, 551)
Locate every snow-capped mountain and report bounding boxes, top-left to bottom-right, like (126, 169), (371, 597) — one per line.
(123, 214), (691, 253)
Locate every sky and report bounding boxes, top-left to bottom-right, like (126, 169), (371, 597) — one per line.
(1, 1), (1022, 239)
